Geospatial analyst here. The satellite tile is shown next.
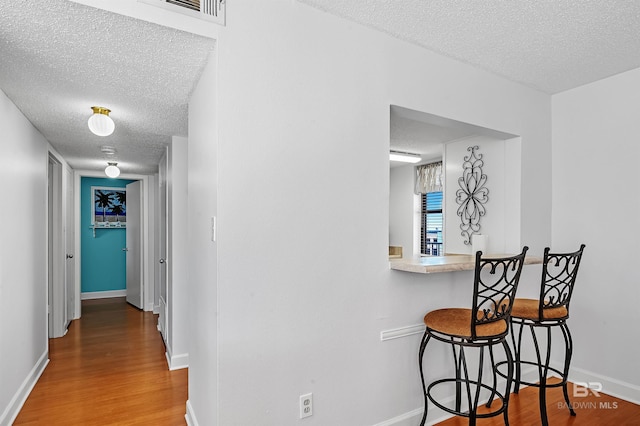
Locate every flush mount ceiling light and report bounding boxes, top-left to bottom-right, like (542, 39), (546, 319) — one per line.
(390, 150), (421, 163)
(88, 106), (115, 137)
(105, 162), (120, 178)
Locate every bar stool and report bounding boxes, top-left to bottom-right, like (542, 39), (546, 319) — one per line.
(505, 244), (585, 426)
(418, 247), (528, 426)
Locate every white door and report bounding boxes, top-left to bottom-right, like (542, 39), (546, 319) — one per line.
(126, 180), (143, 309)
(157, 151), (169, 342)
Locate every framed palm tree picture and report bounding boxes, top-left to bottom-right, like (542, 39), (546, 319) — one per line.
(91, 186), (127, 227)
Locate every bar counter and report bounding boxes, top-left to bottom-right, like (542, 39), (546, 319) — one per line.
(390, 253), (542, 274)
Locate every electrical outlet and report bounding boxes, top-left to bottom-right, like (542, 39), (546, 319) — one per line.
(299, 393), (313, 419)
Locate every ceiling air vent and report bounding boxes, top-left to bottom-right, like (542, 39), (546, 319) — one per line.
(167, 0), (199, 12)
(166, 0), (223, 17)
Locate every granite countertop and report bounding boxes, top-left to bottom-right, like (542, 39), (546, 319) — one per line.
(389, 254), (542, 274)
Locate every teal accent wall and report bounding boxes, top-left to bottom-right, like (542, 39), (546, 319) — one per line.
(81, 177), (135, 293)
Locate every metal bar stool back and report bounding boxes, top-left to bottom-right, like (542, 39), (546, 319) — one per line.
(507, 244), (586, 426)
(418, 247), (529, 426)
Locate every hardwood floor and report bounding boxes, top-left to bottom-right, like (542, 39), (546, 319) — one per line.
(435, 379), (640, 425)
(14, 298), (187, 426)
(14, 298), (640, 425)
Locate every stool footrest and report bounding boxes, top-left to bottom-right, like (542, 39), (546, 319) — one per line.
(495, 360), (567, 388)
(426, 378), (509, 419)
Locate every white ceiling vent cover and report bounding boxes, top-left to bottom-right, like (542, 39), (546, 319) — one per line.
(142, 0), (225, 24)
(169, 0), (223, 17)
(168, 0), (200, 11)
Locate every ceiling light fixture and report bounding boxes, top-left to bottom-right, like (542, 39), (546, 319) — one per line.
(390, 150), (421, 163)
(88, 106), (115, 136)
(105, 162), (120, 178)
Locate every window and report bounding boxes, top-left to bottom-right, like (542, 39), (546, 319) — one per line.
(421, 191), (443, 256)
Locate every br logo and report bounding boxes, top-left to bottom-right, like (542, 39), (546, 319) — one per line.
(573, 382), (602, 397)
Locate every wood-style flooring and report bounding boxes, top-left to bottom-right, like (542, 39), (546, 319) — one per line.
(436, 378), (640, 425)
(14, 298), (187, 426)
(13, 297), (640, 425)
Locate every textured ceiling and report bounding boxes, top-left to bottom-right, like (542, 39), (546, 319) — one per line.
(389, 105), (517, 168)
(0, 0), (215, 174)
(3, 2), (638, 175)
(390, 107), (475, 167)
(300, 0), (640, 94)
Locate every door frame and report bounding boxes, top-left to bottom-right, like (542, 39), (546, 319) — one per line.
(48, 154), (66, 337)
(64, 165), (75, 325)
(72, 170), (155, 317)
(157, 149), (168, 343)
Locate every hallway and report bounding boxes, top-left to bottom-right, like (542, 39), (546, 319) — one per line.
(14, 298), (187, 425)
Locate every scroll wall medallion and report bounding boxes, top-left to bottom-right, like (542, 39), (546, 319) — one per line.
(456, 146), (489, 245)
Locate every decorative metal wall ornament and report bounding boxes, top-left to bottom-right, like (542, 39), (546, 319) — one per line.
(456, 146), (489, 245)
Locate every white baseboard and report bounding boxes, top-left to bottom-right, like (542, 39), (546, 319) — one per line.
(371, 408), (427, 426)
(0, 350), (49, 425)
(80, 289), (126, 300)
(153, 303), (160, 314)
(158, 297), (167, 343)
(370, 396), (459, 426)
(165, 347), (189, 370)
(185, 400), (199, 426)
(372, 365), (539, 426)
(569, 365), (640, 405)
(145, 302), (154, 312)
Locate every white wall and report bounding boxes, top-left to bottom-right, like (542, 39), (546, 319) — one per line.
(389, 165), (416, 258)
(166, 136), (190, 369)
(187, 1), (551, 425)
(552, 67), (640, 402)
(444, 136), (519, 254)
(186, 50), (218, 425)
(0, 89), (49, 424)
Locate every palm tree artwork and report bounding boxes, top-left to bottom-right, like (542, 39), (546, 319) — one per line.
(93, 187), (127, 226)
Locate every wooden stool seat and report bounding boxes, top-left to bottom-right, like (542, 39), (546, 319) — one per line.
(424, 308), (508, 338)
(511, 298), (568, 320)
